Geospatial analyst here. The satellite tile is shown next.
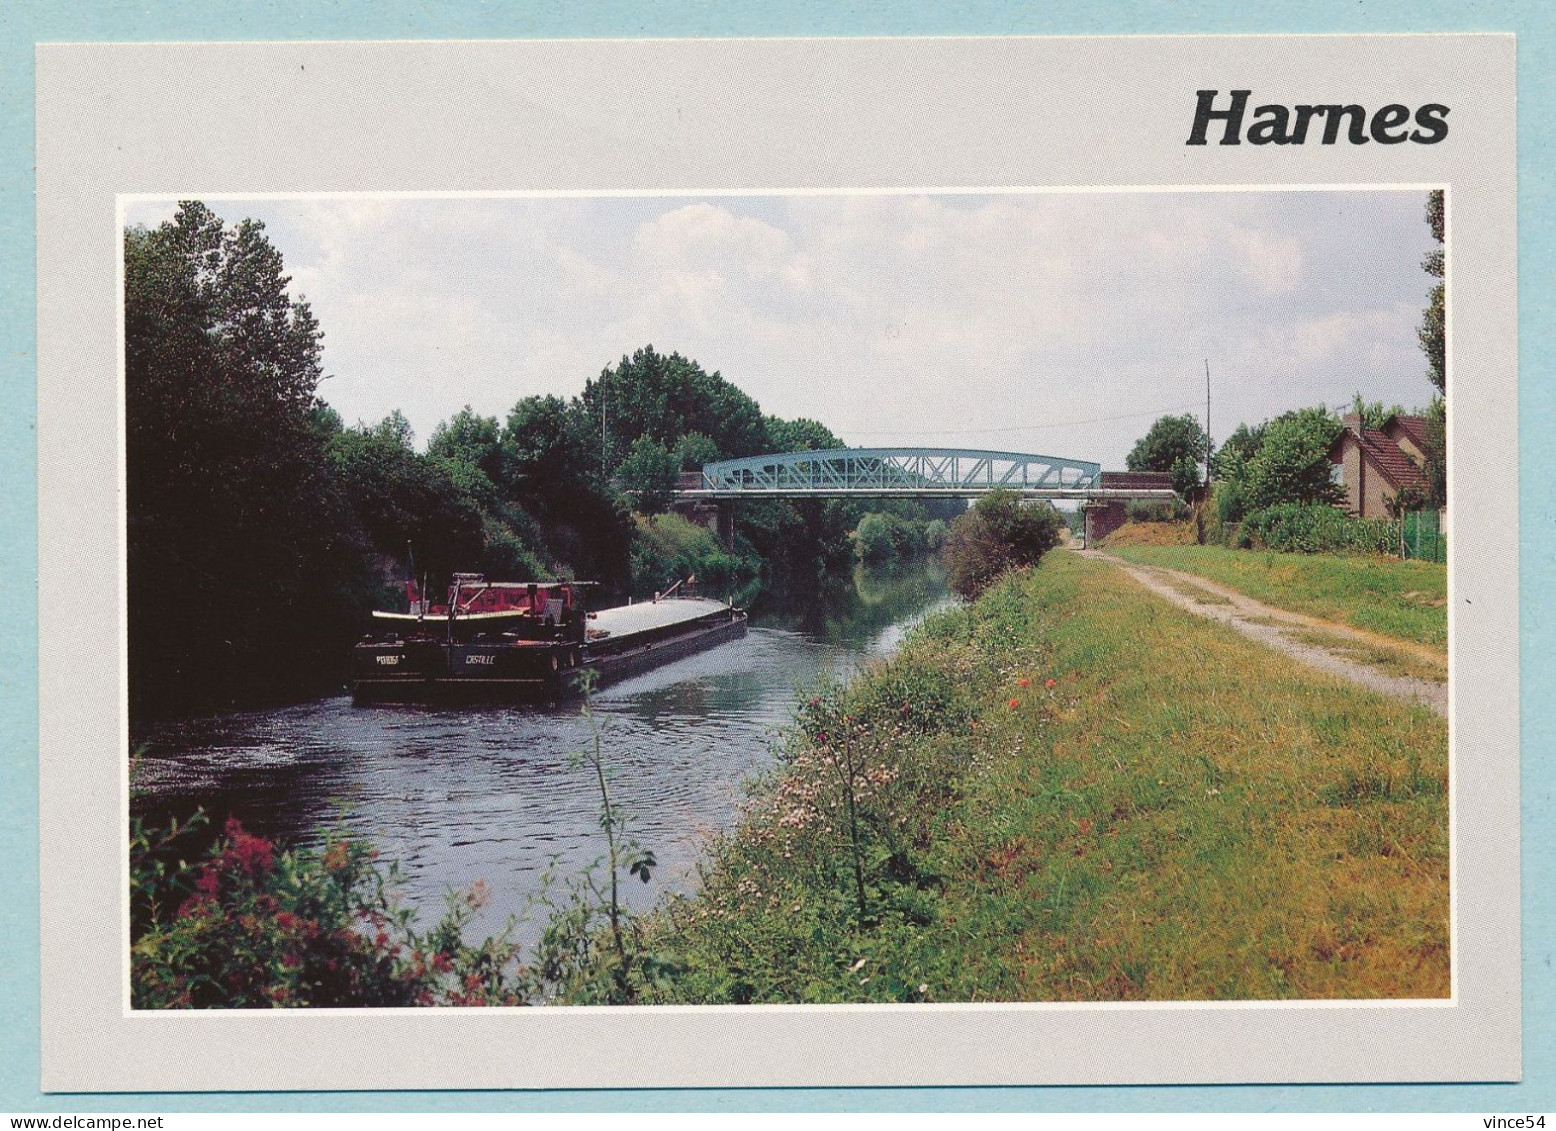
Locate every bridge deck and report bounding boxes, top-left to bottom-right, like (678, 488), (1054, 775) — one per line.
(659, 448), (1178, 502)
(673, 487), (1178, 500)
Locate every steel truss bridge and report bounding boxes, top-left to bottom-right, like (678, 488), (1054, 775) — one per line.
(675, 448), (1175, 501)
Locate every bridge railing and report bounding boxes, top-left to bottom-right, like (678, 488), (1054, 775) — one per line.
(692, 448), (1103, 495)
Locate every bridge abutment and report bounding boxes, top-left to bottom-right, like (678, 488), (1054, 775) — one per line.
(1083, 500), (1128, 547)
(671, 499), (737, 551)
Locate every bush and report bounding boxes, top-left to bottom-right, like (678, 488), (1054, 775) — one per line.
(854, 511), (943, 563)
(943, 491), (1064, 599)
(131, 813), (526, 1008)
(630, 513), (760, 600)
(1240, 503), (1398, 555)
(1211, 478), (1250, 530)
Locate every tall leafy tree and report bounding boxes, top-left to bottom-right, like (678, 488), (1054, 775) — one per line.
(615, 436), (680, 515)
(501, 394), (630, 586)
(580, 345), (769, 468)
(1419, 190), (1445, 396)
(1242, 407), (1345, 512)
(1418, 190), (1448, 507)
(428, 406), (506, 484)
(126, 202), (368, 716)
(1126, 413), (1211, 494)
(766, 416), (843, 453)
(328, 412), (491, 580)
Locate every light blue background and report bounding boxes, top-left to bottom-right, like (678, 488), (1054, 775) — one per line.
(2, 0), (1549, 1114)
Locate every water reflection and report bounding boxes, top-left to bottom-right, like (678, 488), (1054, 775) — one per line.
(132, 558), (953, 945)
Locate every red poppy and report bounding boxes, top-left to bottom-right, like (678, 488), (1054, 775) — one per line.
(1017, 678), (1031, 688)
(1045, 678), (1057, 689)
(1008, 698), (1021, 708)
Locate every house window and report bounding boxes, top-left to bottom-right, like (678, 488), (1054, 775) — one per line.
(1330, 461), (1344, 486)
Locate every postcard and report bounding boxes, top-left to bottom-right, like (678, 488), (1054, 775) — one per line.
(34, 33), (1517, 1090)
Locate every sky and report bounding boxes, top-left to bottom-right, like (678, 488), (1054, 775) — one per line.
(124, 190), (1441, 472)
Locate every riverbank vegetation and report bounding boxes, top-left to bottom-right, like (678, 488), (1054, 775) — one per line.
(852, 510), (949, 564)
(943, 490), (1064, 599)
(131, 812), (529, 1007)
(626, 551), (1447, 1003)
(1105, 545), (1447, 650)
(126, 202), (941, 718)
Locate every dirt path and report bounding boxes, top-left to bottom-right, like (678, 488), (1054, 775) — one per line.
(1076, 549), (1447, 719)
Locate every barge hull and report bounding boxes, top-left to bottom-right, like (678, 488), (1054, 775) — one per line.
(352, 599), (746, 705)
(579, 610), (747, 690)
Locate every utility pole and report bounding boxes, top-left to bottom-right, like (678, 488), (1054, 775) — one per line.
(1204, 359), (1212, 490)
(601, 382), (608, 479)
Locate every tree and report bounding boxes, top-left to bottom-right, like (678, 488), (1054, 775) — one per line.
(675, 431), (721, 472)
(616, 436), (680, 515)
(766, 416), (843, 454)
(579, 346), (769, 469)
(1418, 190), (1448, 508)
(499, 394), (631, 587)
(502, 394), (595, 502)
(329, 412), (492, 580)
(1241, 407), (1344, 512)
(125, 202), (369, 715)
(944, 491), (1063, 599)
(1421, 398), (1447, 509)
(1420, 190), (1445, 396)
(1213, 421), (1265, 479)
(1126, 414), (1211, 494)
(428, 406), (506, 484)
(1348, 392), (1408, 432)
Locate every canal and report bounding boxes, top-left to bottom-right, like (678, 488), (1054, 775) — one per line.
(131, 559), (952, 946)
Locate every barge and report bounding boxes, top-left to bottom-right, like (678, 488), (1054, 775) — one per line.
(352, 573), (747, 705)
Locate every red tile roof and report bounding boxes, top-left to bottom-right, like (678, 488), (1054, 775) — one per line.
(1335, 422), (1430, 492)
(1384, 414), (1430, 452)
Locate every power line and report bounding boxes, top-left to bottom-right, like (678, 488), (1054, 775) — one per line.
(840, 399), (1208, 438)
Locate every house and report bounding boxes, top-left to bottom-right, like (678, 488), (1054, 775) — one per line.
(1328, 413), (1432, 518)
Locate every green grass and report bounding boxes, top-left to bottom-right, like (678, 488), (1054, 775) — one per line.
(628, 553), (1448, 1004)
(1285, 628), (1448, 685)
(1106, 545), (1447, 650)
(1162, 576), (1233, 605)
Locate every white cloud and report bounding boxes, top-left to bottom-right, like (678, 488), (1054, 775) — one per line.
(129, 191), (1438, 469)
(1225, 225), (1305, 292)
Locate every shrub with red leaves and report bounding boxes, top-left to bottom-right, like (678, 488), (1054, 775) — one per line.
(131, 812), (528, 1009)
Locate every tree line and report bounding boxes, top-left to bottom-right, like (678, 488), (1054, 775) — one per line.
(126, 202), (939, 719)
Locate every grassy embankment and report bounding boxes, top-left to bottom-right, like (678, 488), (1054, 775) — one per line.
(631, 550), (1448, 1004)
(1105, 544), (1447, 651)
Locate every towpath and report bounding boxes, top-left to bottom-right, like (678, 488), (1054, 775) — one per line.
(1075, 548), (1448, 720)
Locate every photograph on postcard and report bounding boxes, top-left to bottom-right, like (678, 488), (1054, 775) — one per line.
(123, 187), (1451, 1009)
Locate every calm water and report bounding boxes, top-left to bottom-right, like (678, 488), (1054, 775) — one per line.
(131, 560), (951, 945)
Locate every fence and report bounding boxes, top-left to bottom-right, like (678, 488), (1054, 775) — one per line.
(1401, 508), (1447, 563)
